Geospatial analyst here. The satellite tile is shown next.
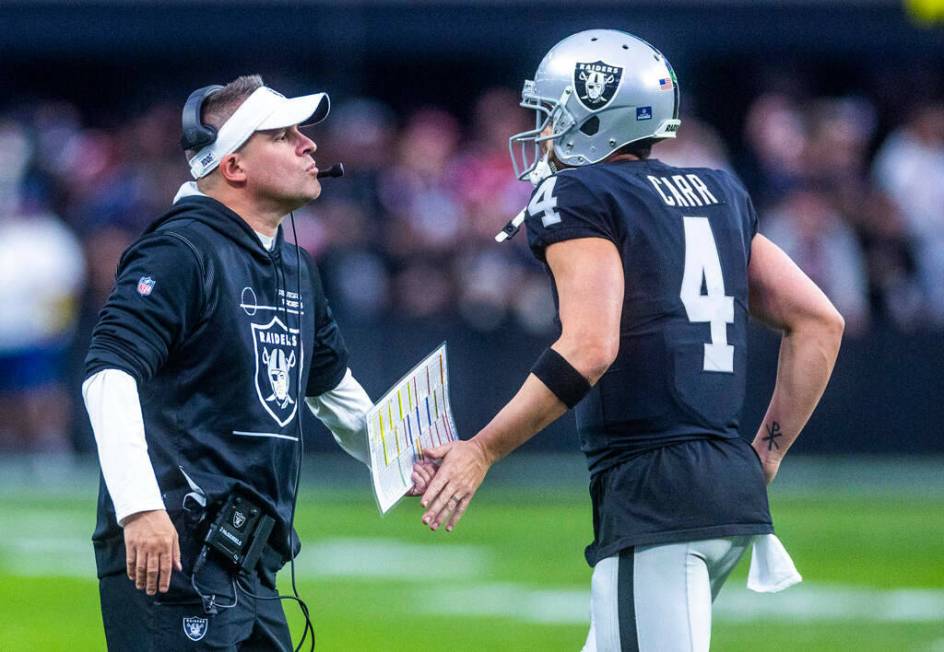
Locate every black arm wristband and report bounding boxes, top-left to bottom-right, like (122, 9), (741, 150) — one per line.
(530, 347), (591, 409)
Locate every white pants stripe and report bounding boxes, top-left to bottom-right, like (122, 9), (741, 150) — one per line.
(582, 536), (751, 652)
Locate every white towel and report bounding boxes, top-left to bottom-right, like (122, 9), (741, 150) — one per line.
(747, 534), (803, 593)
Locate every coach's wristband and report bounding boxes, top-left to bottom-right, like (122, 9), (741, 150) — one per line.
(530, 348), (591, 409)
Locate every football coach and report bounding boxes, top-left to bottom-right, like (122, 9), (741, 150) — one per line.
(82, 75), (396, 650)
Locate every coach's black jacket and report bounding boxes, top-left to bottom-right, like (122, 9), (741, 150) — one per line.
(85, 194), (348, 590)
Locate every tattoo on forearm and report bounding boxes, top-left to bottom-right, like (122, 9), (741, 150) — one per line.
(763, 421), (783, 451)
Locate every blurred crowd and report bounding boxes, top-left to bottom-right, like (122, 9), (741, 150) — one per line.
(1, 82), (943, 453)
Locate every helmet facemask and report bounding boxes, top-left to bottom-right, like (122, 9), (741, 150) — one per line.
(508, 84), (577, 182)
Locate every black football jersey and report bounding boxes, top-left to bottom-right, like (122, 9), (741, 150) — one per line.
(525, 158), (758, 475)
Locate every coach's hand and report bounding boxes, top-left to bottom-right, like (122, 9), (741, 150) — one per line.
(420, 439), (491, 532)
(123, 509), (182, 596)
(407, 460), (437, 496)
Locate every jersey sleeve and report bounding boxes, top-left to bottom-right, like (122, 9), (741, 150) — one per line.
(84, 234), (205, 384)
(717, 169), (759, 239)
(524, 172), (616, 261)
(304, 255), (350, 397)
(745, 192), (759, 238)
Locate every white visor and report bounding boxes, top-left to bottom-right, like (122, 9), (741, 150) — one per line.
(188, 86), (330, 179)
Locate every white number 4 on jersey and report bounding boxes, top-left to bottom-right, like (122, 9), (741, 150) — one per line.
(529, 177), (561, 227)
(680, 216), (735, 373)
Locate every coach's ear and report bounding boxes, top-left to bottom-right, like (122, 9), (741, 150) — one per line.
(218, 152), (247, 185)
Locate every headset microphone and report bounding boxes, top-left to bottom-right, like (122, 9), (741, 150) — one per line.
(316, 163), (344, 179)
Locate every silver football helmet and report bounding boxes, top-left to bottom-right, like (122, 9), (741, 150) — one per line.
(509, 30), (681, 181)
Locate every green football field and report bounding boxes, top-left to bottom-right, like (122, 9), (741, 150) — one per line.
(0, 456), (942, 651)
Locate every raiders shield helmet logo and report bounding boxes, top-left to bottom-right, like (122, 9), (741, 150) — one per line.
(251, 316), (303, 427)
(574, 61), (624, 111)
(183, 616), (208, 642)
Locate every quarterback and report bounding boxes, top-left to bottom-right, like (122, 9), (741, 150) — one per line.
(420, 31), (844, 651)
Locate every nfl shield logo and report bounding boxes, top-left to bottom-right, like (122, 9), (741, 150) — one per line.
(183, 616), (208, 642)
(252, 316), (303, 427)
(137, 276), (155, 296)
(574, 61), (624, 111)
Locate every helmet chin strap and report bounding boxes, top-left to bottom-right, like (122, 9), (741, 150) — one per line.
(494, 208), (527, 244)
(495, 153), (559, 243)
(528, 153), (559, 186)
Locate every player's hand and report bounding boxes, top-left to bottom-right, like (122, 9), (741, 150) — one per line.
(407, 460), (438, 496)
(419, 439), (491, 532)
(760, 459), (780, 485)
(752, 443), (781, 486)
(123, 509), (182, 596)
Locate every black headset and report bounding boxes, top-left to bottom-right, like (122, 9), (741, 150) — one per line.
(181, 84), (224, 151)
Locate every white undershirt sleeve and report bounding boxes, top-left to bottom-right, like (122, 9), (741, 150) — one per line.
(305, 368), (372, 467)
(82, 369), (165, 525)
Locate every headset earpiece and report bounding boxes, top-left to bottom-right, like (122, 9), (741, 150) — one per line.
(181, 84), (224, 152)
